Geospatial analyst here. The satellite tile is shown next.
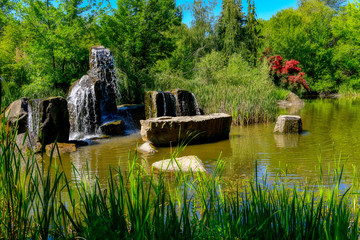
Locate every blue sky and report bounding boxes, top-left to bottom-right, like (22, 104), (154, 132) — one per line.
(109, 0), (299, 25)
(176, 0), (298, 25)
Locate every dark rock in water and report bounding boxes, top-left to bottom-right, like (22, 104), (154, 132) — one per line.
(145, 89), (201, 119)
(171, 89), (201, 116)
(140, 113), (232, 146)
(100, 120), (124, 136)
(68, 46), (119, 139)
(3, 97), (29, 133)
(274, 115), (302, 134)
(117, 104), (145, 129)
(39, 97), (70, 146)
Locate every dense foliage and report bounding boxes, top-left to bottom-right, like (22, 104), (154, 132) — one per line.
(0, 0), (359, 122)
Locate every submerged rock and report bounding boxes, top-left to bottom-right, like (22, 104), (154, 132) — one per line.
(140, 113), (232, 146)
(100, 120), (124, 136)
(45, 142), (77, 155)
(152, 156), (207, 173)
(274, 115), (302, 134)
(3, 97), (29, 133)
(39, 97), (70, 146)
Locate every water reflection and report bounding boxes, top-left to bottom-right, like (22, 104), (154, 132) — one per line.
(53, 98), (360, 184)
(274, 134), (300, 148)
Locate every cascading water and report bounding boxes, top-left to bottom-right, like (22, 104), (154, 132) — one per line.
(27, 99), (42, 136)
(90, 47), (119, 117)
(191, 93), (201, 115)
(158, 91), (176, 117)
(68, 75), (100, 140)
(68, 46), (120, 140)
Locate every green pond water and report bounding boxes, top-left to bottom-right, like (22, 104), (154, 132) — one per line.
(55, 98), (360, 184)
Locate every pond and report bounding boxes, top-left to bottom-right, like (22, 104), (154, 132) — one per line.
(54, 98), (360, 184)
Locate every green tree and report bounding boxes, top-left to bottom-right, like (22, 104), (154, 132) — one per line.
(245, 0), (261, 66)
(98, 0), (181, 103)
(17, 0), (97, 96)
(331, 0), (360, 90)
(263, 0), (335, 92)
(216, 0), (245, 56)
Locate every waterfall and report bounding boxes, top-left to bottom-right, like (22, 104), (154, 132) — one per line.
(68, 75), (100, 140)
(68, 46), (120, 140)
(90, 47), (119, 116)
(27, 99), (42, 136)
(191, 93), (201, 115)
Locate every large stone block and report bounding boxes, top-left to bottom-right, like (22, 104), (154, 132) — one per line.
(274, 115), (302, 134)
(140, 113), (232, 146)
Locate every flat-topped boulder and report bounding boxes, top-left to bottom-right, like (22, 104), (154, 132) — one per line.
(140, 113), (232, 146)
(274, 115), (302, 134)
(152, 156), (207, 173)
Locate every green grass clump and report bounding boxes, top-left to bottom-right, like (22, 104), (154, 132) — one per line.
(1, 123), (360, 239)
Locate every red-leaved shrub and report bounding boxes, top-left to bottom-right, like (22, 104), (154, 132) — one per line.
(268, 55), (310, 92)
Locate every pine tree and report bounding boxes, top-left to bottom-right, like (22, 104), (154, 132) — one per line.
(216, 0), (245, 55)
(245, 0), (261, 66)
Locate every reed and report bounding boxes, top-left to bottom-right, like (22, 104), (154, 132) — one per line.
(0, 124), (360, 239)
(152, 53), (281, 125)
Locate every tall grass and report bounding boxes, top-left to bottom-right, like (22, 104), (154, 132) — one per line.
(1, 123), (360, 238)
(152, 52), (280, 125)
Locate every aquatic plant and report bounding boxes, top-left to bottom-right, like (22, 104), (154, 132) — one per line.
(1, 120), (360, 239)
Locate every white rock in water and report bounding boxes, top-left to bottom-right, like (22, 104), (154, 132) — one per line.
(152, 156), (207, 173)
(274, 115), (302, 134)
(138, 142), (157, 154)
